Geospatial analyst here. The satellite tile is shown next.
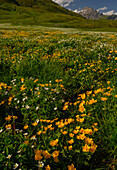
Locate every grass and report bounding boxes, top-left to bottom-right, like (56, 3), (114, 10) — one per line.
(0, 26), (117, 169)
(1, 1), (117, 32)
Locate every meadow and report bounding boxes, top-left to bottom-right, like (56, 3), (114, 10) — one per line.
(0, 28), (117, 170)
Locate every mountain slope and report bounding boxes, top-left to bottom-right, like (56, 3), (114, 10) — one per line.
(78, 7), (103, 20)
(1, 0), (117, 31)
(0, 0), (86, 27)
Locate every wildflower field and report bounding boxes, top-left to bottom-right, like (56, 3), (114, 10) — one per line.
(0, 29), (117, 170)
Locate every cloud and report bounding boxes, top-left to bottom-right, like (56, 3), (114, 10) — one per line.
(52, 0), (74, 4)
(103, 10), (117, 15)
(97, 6), (107, 12)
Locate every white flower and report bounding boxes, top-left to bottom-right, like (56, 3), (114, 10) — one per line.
(62, 99), (65, 102)
(44, 87), (49, 90)
(13, 163), (19, 169)
(31, 136), (37, 140)
(17, 100), (20, 104)
(17, 150), (21, 153)
(36, 106), (39, 110)
(38, 161), (44, 168)
(36, 119), (39, 123)
(25, 105), (30, 109)
(5, 91), (8, 95)
(6, 155), (12, 159)
(0, 129), (3, 133)
(45, 98), (47, 101)
(54, 107), (57, 110)
(23, 133), (28, 136)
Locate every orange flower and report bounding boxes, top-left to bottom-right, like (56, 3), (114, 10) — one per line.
(90, 144), (97, 153)
(45, 165), (51, 170)
(32, 122), (38, 126)
(62, 131), (68, 135)
(34, 79), (38, 83)
(54, 157), (59, 163)
(82, 144), (90, 152)
(37, 130), (42, 135)
(73, 129), (79, 134)
(42, 150), (51, 159)
(5, 115), (12, 121)
(76, 134), (85, 140)
(35, 149), (43, 161)
(63, 104), (68, 110)
(93, 128), (98, 132)
(68, 145), (72, 150)
(69, 133), (74, 137)
(68, 139), (74, 144)
(101, 97), (107, 101)
(84, 129), (93, 135)
(50, 139), (58, 146)
(5, 124), (12, 130)
(24, 124), (28, 129)
(88, 98), (97, 105)
(78, 106), (85, 113)
(68, 164), (76, 170)
(52, 151), (59, 158)
(80, 93), (86, 99)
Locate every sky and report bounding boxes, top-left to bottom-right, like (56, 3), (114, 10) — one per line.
(52, 0), (117, 15)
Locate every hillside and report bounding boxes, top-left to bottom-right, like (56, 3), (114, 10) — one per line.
(0, 0), (117, 31)
(0, 0), (86, 27)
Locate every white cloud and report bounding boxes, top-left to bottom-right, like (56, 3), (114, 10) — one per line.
(52, 0), (74, 4)
(97, 6), (107, 12)
(103, 10), (117, 15)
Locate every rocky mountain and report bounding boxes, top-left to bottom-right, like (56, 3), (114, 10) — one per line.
(78, 7), (103, 20)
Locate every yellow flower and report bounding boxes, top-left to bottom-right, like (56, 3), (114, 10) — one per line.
(82, 144), (90, 152)
(54, 157), (59, 163)
(5, 124), (12, 130)
(62, 131), (68, 135)
(84, 129), (93, 135)
(80, 93), (86, 99)
(76, 134), (85, 140)
(37, 130), (42, 135)
(93, 128), (98, 132)
(73, 129), (79, 134)
(24, 124), (28, 129)
(101, 97), (107, 101)
(78, 106), (85, 113)
(42, 150), (51, 159)
(69, 133), (74, 137)
(68, 139), (74, 144)
(90, 144), (97, 153)
(88, 98), (97, 105)
(21, 78), (24, 82)
(68, 145), (73, 150)
(13, 116), (18, 120)
(63, 104), (68, 110)
(5, 115), (12, 121)
(52, 151), (59, 158)
(34, 79), (38, 83)
(85, 137), (93, 145)
(35, 149), (43, 161)
(50, 139), (58, 146)
(32, 122), (38, 126)
(45, 165), (51, 170)
(68, 164), (76, 170)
